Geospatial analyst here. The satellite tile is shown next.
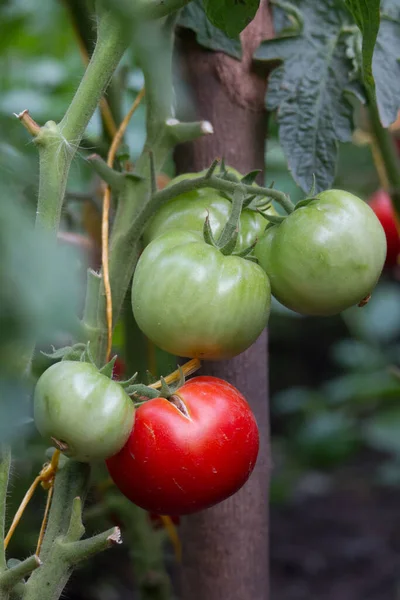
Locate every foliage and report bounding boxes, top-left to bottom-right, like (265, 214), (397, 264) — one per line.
(254, 0), (400, 192)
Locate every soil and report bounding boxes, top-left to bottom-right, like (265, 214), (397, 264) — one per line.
(270, 485), (400, 600)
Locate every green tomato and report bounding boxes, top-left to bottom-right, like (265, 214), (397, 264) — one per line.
(254, 190), (387, 316)
(34, 361), (135, 462)
(132, 230), (271, 359)
(144, 169), (274, 252)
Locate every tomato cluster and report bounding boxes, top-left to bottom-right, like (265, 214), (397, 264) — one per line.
(33, 171), (388, 516)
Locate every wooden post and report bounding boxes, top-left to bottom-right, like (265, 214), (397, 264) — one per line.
(174, 4), (273, 599)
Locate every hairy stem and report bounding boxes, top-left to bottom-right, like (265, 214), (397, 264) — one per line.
(89, 18), (213, 365)
(0, 447), (11, 572)
(368, 92), (400, 215)
(22, 460), (119, 600)
(59, 5), (127, 143)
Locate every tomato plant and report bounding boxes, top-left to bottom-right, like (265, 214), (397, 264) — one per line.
(106, 376), (259, 515)
(34, 361), (135, 462)
(143, 169), (274, 252)
(369, 190), (400, 267)
(255, 190), (387, 316)
(132, 229), (271, 359)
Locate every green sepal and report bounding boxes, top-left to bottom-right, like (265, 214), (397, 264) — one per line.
(294, 197), (314, 210)
(205, 158), (220, 179)
(158, 366), (186, 399)
(244, 255), (259, 264)
(203, 214), (219, 248)
(219, 228), (239, 256)
(240, 170), (261, 185)
(242, 194), (258, 209)
(216, 186), (245, 252)
(125, 384), (160, 399)
(41, 343), (86, 362)
(98, 355), (117, 378)
(218, 159), (240, 183)
(256, 199), (273, 212)
(232, 238), (258, 258)
(119, 372), (139, 388)
(308, 173), (317, 198)
(256, 209), (286, 224)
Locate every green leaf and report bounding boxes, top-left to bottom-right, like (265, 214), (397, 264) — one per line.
(373, 9), (400, 127)
(255, 0), (363, 192)
(344, 0), (380, 90)
(178, 0), (242, 59)
(203, 0), (260, 38)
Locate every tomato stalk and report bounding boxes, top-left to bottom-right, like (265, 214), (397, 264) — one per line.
(0, 447), (11, 571)
(22, 460), (121, 600)
(87, 16), (214, 365)
(367, 90), (400, 219)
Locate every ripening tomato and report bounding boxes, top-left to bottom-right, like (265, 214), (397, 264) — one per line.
(369, 190), (400, 267)
(254, 190), (386, 316)
(143, 169), (275, 252)
(132, 229), (271, 359)
(34, 361), (135, 462)
(106, 376), (259, 515)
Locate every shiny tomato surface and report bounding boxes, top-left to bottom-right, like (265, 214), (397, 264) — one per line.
(369, 189), (400, 267)
(106, 376), (259, 515)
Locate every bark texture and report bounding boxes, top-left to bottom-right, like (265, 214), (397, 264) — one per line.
(174, 4), (273, 600)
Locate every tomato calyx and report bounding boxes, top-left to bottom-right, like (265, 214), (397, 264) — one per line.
(202, 186), (261, 260)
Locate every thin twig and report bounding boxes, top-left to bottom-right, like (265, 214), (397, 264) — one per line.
(103, 87), (146, 362)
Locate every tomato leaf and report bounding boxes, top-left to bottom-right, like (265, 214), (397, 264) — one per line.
(178, 0), (242, 59)
(255, 0), (363, 192)
(344, 0), (381, 91)
(203, 0), (260, 38)
(373, 4), (400, 127)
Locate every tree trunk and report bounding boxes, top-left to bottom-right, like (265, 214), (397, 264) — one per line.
(174, 4), (273, 600)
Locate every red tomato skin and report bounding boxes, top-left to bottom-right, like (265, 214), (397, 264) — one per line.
(112, 357), (125, 380)
(369, 190), (400, 267)
(106, 376), (259, 515)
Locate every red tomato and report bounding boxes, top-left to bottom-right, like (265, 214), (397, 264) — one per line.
(369, 190), (400, 267)
(112, 357), (125, 380)
(106, 376), (259, 515)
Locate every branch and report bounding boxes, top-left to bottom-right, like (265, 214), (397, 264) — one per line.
(88, 17), (213, 365)
(139, 172), (294, 231)
(22, 461), (120, 600)
(62, 527), (122, 566)
(0, 556), (41, 592)
(0, 447), (11, 572)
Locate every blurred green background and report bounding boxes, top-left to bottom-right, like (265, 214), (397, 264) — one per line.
(2, 1), (400, 599)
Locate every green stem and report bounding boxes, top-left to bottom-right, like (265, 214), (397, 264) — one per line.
(59, 5), (127, 143)
(82, 269), (102, 342)
(151, 172), (294, 214)
(89, 18), (213, 365)
(62, 0), (123, 142)
(22, 460), (119, 600)
(368, 91), (400, 215)
(35, 122), (73, 234)
(0, 447), (11, 572)
(0, 556), (41, 594)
